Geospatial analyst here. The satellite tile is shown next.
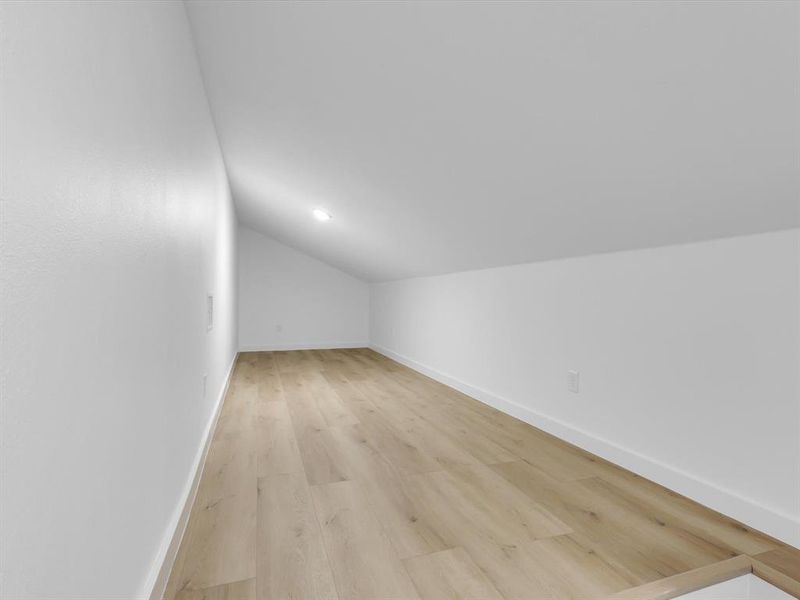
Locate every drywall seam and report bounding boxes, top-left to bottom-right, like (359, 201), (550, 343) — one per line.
(144, 352), (239, 600)
(369, 343), (800, 548)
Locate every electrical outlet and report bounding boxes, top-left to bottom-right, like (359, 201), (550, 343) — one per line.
(275, 324), (283, 333)
(568, 370), (580, 393)
(202, 374), (208, 398)
(206, 293), (214, 332)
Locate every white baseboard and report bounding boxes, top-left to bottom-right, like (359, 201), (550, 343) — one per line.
(369, 344), (800, 549)
(239, 341), (368, 351)
(143, 352), (239, 600)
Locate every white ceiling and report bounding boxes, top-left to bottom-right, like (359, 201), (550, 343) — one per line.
(186, 1), (799, 282)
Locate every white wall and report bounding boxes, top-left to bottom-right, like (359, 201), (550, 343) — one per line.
(0, 3), (237, 598)
(238, 226), (369, 350)
(371, 230), (800, 546)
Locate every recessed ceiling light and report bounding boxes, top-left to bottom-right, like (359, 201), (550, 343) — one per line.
(312, 208), (332, 222)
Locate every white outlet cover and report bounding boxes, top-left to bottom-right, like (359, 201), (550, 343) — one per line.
(568, 370), (580, 393)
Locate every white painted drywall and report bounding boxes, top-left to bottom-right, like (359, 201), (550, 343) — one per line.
(676, 576), (750, 600)
(371, 230), (800, 546)
(187, 0), (800, 281)
(0, 2), (237, 598)
(238, 226), (369, 350)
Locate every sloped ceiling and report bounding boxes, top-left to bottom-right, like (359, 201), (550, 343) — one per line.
(186, 1), (799, 282)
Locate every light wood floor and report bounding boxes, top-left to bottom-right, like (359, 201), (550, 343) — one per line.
(164, 349), (799, 600)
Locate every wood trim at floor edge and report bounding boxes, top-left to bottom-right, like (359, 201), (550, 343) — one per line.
(604, 554), (800, 600)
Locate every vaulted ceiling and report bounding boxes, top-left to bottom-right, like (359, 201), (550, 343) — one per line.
(186, 1), (799, 282)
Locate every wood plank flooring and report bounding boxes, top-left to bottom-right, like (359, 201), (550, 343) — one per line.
(164, 349), (798, 600)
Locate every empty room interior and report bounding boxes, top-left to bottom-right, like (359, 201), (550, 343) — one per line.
(2, 1), (800, 599)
